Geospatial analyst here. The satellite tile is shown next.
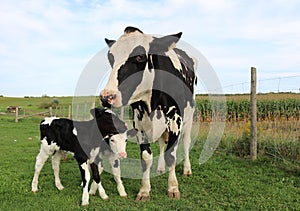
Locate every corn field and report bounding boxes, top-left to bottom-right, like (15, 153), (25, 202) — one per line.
(196, 94), (300, 122)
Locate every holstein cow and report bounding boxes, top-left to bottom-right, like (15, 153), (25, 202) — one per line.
(31, 108), (137, 206)
(100, 26), (197, 201)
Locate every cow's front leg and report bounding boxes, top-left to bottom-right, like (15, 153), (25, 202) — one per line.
(110, 158), (127, 198)
(165, 132), (180, 199)
(136, 143), (153, 201)
(165, 112), (182, 199)
(89, 162), (108, 200)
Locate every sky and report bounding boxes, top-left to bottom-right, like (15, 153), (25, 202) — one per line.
(0, 0), (300, 97)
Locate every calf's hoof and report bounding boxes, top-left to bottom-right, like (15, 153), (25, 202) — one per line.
(184, 171), (192, 176)
(56, 184), (64, 191)
(81, 202), (89, 206)
(168, 191), (180, 199)
(121, 195), (128, 199)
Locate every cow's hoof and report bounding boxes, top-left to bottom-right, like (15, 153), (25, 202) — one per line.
(184, 171), (192, 176)
(81, 203), (89, 206)
(32, 190), (38, 193)
(157, 169), (165, 174)
(168, 191), (180, 199)
(135, 194), (150, 202)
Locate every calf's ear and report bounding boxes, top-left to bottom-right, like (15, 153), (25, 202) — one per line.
(127, 128), (138, 138)
(90, 108), (103, 118)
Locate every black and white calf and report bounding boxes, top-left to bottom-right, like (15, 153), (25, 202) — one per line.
(100, 27), (197, 201)
(31, 108), (136, 206)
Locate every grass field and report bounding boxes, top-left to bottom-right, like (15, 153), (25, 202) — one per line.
(1, 95), (300, 210)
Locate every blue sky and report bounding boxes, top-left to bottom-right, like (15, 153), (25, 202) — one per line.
(1, 0), (300, 97)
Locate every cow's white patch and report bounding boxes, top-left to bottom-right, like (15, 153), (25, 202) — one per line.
(165, 50), (182, 71)
(142, 150), (152, 164)
(129, 67), (154, 106)
(73, 127), (77, 136)
(41, 117), (59, 125)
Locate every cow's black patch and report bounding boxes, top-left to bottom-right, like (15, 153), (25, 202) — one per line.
(107, 52), (115, 67)
(117, 46), (147, 105)
(131, 101), (149, 121)
(113, 159), (119, 168)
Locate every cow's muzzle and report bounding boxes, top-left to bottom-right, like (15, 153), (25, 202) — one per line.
(100, 90), (117, 108)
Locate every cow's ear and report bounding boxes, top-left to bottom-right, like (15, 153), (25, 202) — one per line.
(105, 38), (116, 47)
(150, 32), (182, 53)
(161, 32), (182, 44)
(127, 128), (138, 138)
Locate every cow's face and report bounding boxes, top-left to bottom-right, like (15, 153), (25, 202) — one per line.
(100, 26), (182, 108)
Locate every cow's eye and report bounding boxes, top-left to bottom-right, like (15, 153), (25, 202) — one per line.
(110, 139), (115, 143)
(135, 54), (147, 63)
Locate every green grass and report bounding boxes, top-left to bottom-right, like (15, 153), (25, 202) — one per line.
(1, 118), (300, 210)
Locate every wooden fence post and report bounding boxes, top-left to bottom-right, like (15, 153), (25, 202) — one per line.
(49, 107), (53, 117)
(120, 107), (124, 120)
(68, 105), (71, 119)
(15, 107), (19, 123)
(250, 67), (257, 161)
(75, 104), (79, 120)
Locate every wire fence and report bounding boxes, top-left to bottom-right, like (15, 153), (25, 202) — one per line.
(198, 75), (300, 94)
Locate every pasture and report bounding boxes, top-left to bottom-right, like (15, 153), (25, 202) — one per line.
(1, 95), (300, 210)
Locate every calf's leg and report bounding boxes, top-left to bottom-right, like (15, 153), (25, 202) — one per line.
(78, 160), (90, 206)
(31, 139), (52, 192)
(110, 158), (127, 198)
(89, 162), (108, 200)
(51, 151), (64, 190)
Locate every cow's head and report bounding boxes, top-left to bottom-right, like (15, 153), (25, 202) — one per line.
(91, 108), (137, 159)
(100, 26), (182, 108)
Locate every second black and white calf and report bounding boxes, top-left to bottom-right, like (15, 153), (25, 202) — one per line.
(31, 108), (136, 206)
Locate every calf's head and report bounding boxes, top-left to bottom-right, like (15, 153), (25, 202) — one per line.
(100, 26), (182, 108)
(91, 108), (137, 159)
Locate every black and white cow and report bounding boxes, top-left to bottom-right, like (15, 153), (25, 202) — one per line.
(31, 108), (137, 206)
(100, 27), (197, 201)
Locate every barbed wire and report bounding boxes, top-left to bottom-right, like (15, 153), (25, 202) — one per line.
(198, 75), (300, 94)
